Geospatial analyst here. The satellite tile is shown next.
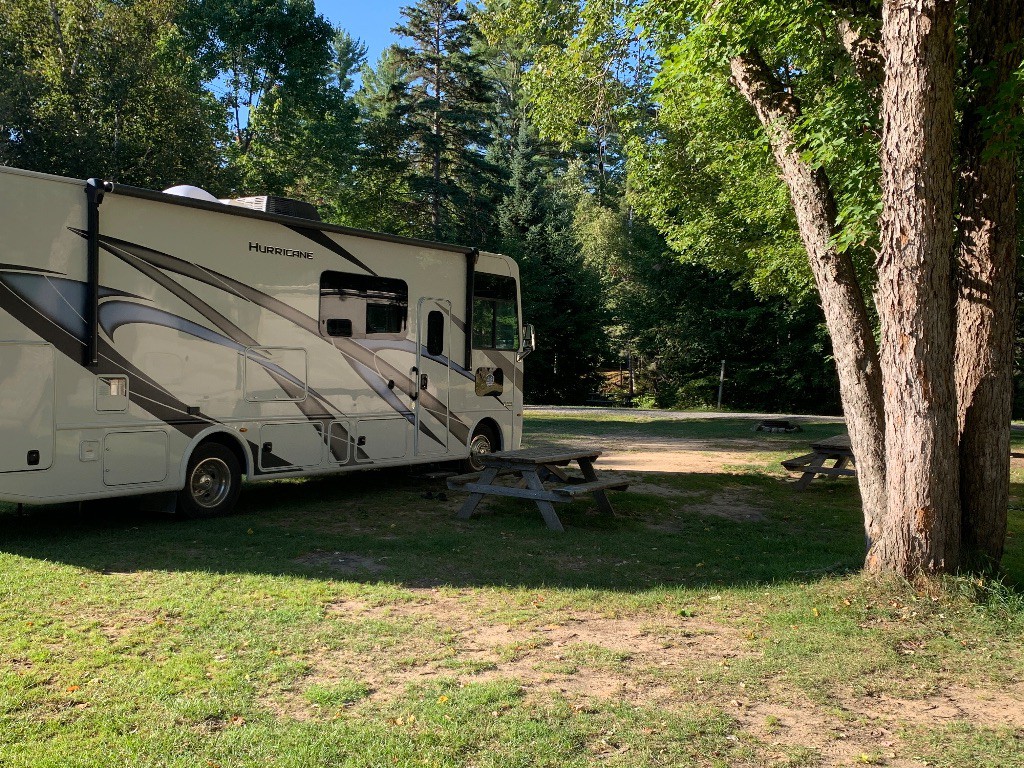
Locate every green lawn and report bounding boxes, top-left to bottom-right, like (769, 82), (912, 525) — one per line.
(1, 413), (1022, 767)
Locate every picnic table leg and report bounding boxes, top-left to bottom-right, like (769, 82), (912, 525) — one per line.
(577, 457), (616, 517)
(541, 464), (571, 483)
(795, 453), (827, 490)
(457, 467), (500, 519)
(522, 470), (565, 532)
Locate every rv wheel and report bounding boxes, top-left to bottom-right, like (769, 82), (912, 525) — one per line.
(463, 424), (499, 473)
(178, 443), (242, 518)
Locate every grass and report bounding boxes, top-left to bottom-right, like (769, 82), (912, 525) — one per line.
(1, 412), (1022, 767)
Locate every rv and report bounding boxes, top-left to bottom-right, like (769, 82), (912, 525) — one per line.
(0, 166), (534, 516)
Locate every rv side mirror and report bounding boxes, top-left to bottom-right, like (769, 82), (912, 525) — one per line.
(518, 324), (536, 361)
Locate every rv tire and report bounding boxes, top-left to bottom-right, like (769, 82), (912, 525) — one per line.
(463, 423), (500, 473)
(178, 443), (242, 518)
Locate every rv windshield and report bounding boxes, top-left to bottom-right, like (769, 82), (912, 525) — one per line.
(472, 273), (518, 351)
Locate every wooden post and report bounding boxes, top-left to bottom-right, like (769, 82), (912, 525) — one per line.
(717, 360), (726, 409)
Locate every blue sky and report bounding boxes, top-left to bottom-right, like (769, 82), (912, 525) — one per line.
(316, 1), (406, 66)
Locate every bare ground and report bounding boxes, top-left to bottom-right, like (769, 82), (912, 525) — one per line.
(271, 428), (1018, 765)
(265, 588), (1024, 766)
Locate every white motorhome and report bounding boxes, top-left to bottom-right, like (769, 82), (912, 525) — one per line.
(0, 166), (534, 516)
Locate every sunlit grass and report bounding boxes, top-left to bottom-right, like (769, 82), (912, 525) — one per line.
(0, 414), (1021, 767)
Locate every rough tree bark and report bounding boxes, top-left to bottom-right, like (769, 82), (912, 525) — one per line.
(837, 17), (885, 92)
(729, 50), (888, 543)
(870, 0), (960, 574)
(955, 0), (1024, 569)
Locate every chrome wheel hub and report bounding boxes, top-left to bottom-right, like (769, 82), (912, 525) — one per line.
(190, 457), (231, 509)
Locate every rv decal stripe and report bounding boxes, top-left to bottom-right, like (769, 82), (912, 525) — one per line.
(0, 274), (213, 438)
(71, 232), (351, 425)
(347, 357), (414, 422)
(286, 225), (378, 276)
(74, 234), (470, 445)
(355, 339), (475, 382)
(0, 263), (67, 277)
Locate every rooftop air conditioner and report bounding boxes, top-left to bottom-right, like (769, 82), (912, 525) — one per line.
(224, 195), (320, 221)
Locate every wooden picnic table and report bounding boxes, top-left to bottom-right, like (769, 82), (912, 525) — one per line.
(447, 447), (629, 532)
(781, 433), (856, 489)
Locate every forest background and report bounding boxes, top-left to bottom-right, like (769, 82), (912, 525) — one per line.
(2, 0), (985, 415)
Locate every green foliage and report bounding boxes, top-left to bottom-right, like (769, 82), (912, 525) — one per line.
(231, 31), (365, 219)
(572, 172), (839, 413)
(180, 0), (336, 155)
(0, 0), (227, 190)
(345, 46), (419, 234)
(483, 0), (882, 300)
(390, 0), (502, 242)
(499, 126), (607, 403)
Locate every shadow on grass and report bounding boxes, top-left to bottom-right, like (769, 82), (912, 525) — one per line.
(2, 467), (1022, 591)
(0, 464), (866, 588)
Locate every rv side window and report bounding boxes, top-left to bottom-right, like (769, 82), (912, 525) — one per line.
(366, 303), (404, 334)
(427, 310), (445, 356)
(320, 271), (408, 338)
(472, 273), (519, 351)
(325, 318), (352, 338)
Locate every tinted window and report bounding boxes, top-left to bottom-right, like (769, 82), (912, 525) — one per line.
(325, 318), (352, 337)
(320, 271), (408, 338)
(427, 310), (445, 356)
(473, 273), (518, 350)
(366, 303), (404, 334)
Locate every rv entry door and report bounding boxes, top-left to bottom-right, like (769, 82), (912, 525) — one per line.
(414, 298), (451, 455)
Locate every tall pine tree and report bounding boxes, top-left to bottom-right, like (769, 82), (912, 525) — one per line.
(392, 0), (499, 242)
(499, 124), (607, 403)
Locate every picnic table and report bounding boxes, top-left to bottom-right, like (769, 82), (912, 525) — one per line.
(447, 447), (629, 532)
(781, 433), (856, 489)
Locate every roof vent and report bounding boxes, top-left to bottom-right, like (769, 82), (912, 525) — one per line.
(224, 195), (320, 221)
(163, 185), (221, 203)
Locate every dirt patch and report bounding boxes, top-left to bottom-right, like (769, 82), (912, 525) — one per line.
(842, 685), (1024, 729)
(589, 448), (753, 474)
(687, 486), (767, 522)
(736, 699), (917, 767)
(294, 551), (387, 575)
(267, 589), (749, 717)
(261, 589), (1024, 764)
(625, 481), (703, 500)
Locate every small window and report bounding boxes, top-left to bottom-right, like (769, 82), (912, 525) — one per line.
(320, 271), (408, 338)
(367, 303), (404, 334)
(427, 310), (445, 356)
(473, 273), (519, 350)
(325, 318), (352, 337)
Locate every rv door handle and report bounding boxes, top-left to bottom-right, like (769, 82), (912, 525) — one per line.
(419, 374), (428, 390)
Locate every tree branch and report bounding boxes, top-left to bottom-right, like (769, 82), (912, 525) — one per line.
(729, 46), (887, 544)
(837, 17), (884, 91)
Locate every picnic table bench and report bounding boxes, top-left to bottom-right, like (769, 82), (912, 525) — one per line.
(447, 447), (629, 532)
(781, 433), (856, 489)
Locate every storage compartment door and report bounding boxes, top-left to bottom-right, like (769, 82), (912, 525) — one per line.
(259, 422), (324, 471)
(0, 343), (55, 472)
(355, 418), (408, 462)
(103, 430), (169, 486)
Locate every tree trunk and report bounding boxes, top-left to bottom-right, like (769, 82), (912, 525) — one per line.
(730, 51), (888, 542)
(870, 0), (959, 575)
(955, 0), (1023, 569)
